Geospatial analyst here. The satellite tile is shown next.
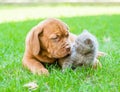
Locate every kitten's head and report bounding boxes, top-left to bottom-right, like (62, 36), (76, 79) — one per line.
(74, 30), (98, 55)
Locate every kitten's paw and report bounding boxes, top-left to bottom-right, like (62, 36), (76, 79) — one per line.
(97, 51), (107, 58)
(92, 59), (102, 69)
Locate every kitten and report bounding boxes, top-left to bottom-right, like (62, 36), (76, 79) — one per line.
(58, 30), (99, 70)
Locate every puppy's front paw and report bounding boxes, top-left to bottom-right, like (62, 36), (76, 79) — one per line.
(33, 68), (49, 76)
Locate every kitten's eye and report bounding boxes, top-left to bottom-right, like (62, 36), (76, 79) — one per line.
(85, 39), (92, 44)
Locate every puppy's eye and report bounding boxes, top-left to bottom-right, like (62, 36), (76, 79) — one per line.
(65, 32), (69, 37)
(66, 34), (69, 37)
(52, 36), (58, 40)
(50, 34), (60, 41)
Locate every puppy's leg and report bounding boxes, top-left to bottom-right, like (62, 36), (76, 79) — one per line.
(22, 57), (49, 75)
(92, 58), (102, 69)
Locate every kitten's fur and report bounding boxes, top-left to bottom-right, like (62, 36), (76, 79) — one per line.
(59, 30), (99, 70)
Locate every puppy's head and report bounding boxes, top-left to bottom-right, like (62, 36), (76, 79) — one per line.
(27, 18), (71, 58)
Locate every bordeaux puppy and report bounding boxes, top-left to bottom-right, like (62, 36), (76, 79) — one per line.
(22, 18), (71, 75)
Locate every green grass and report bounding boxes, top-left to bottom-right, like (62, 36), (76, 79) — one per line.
(0, 6), (120, 92)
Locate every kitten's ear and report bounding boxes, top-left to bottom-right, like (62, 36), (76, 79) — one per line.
(83, 29), (88, 33)
(84, 38), (92, 45)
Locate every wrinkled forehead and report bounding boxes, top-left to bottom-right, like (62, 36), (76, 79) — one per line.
(43, 20), (69, 36)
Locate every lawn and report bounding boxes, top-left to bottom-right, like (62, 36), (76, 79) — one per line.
(0, 5), (120, 92)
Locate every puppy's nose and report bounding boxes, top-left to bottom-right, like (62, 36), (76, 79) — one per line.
(66, 46), (71, 52)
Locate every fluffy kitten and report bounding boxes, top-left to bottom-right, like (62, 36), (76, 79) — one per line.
(58, 30), (99, 70)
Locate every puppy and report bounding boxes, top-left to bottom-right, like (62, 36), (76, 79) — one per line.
(22, 18), (71, 75)
(58, 30), (102, 70)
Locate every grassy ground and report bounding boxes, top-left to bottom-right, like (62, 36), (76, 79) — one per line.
(0, 5), (120, 92)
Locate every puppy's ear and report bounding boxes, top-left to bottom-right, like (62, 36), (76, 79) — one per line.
(27, 25), (43, 55)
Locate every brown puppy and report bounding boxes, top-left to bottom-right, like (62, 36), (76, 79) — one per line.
(22, 18), (71, 75)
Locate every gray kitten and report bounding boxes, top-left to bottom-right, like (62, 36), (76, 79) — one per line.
(58, 30), (99, 70)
